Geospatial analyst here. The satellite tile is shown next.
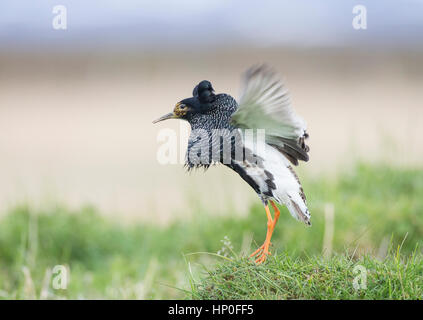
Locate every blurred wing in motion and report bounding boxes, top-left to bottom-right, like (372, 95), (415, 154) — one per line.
(231, 65), (310, 165)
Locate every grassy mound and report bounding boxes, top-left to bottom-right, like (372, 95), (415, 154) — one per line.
(191, 251), (423, 300)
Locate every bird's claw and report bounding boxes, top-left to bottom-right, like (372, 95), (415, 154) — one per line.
(250, 242), (272, 264)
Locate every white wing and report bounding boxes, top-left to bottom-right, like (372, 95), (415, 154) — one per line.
(231, 65), (310, 165)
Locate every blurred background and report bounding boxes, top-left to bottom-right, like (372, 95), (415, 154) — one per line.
(1, 0), (423, 300)
(1, 0), (422, 220)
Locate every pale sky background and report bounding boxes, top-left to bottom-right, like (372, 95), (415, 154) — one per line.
(1, 1), (422, 218)
(0, 0), (422, 51)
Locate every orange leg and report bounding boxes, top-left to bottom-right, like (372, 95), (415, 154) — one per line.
(250, 201), (281, 264)
(270, 200), (280, 226)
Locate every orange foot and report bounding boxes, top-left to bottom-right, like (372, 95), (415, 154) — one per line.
(250, 240), (272, 264)
(250, 201), (280, 265)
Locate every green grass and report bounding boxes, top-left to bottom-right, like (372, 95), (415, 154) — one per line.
(0, 163), (422, 299)
(192, 251), (423, 299)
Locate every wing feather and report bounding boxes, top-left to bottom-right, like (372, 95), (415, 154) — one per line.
(231, 65), (310, 165)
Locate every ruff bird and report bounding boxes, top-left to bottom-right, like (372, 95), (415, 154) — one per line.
(153, 65), (310, 264)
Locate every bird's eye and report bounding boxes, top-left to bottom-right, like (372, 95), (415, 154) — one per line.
(180, 105), (186, 109)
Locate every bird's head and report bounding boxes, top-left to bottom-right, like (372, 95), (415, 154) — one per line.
(153, 80), (216, 124)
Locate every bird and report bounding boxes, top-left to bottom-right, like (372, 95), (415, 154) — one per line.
(153, 65), (310, 264)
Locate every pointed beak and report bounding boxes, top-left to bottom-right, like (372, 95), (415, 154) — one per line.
(152, 112), (176, 124)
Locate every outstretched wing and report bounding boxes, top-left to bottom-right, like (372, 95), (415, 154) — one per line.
(231, 65), (310, 166)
